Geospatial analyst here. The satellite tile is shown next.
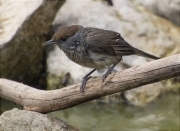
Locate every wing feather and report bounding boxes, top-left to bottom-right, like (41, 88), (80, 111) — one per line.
(84, 27), (135, 56)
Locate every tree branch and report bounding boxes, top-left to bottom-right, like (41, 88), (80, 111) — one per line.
(0, 54), (180, 113)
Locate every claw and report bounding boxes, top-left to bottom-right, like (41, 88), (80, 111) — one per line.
(80, 80), (85, 93)
(102, 71), (111, 82)
(102, 62), (119, 82)
(80, 76), (91, 92)
(102, 75), (106, 82)
(80, 69), (96, 93)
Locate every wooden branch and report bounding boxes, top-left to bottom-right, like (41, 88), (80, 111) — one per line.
(0, 54), (180, 113)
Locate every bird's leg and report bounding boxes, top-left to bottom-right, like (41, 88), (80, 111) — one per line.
(102, 62), (119, 82)
(80, 69), (96, 92)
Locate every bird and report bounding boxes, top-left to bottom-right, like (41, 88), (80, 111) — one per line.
(43, 25), (160, 92)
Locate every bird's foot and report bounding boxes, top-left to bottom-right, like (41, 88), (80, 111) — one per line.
(102, 70), (111, 82)
(80, 76), (91, 93)
(102, 63), (119, 82)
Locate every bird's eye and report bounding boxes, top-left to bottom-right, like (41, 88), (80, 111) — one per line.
(61, 38), (67, 42)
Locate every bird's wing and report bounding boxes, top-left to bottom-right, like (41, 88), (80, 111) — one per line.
(84, 27), (135, 56)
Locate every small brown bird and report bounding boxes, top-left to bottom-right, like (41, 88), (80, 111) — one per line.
(43, 25), (159, 92)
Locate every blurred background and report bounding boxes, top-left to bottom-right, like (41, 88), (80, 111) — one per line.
(0, 0), (180, 130)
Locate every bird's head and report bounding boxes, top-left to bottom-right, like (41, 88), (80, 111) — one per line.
(43, 25), (83, 46)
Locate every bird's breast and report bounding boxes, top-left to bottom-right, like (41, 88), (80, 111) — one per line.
(62, 45), (93, 67)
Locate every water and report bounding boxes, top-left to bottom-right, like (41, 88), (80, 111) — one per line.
(50, 92), (180, 131)
(1, 92), (179, 131)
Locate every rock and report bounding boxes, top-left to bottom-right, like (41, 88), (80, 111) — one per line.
(135, 0), (180, 26)
(0, 108), (78, 131)
(46, 0), (180, 105)
(125, 83), (164, 106)
(0, 0), (65, 87)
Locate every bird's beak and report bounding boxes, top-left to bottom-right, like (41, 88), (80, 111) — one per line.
(42, 40), (57, 46)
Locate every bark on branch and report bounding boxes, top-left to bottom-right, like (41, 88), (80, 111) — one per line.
(0, 54), (180, 113)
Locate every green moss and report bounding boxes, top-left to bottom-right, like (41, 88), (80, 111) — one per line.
(47, 73), (65, 90)
(162, 78), (180, 92)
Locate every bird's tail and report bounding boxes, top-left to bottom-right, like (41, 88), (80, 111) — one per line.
(134, 48), (160, 60)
